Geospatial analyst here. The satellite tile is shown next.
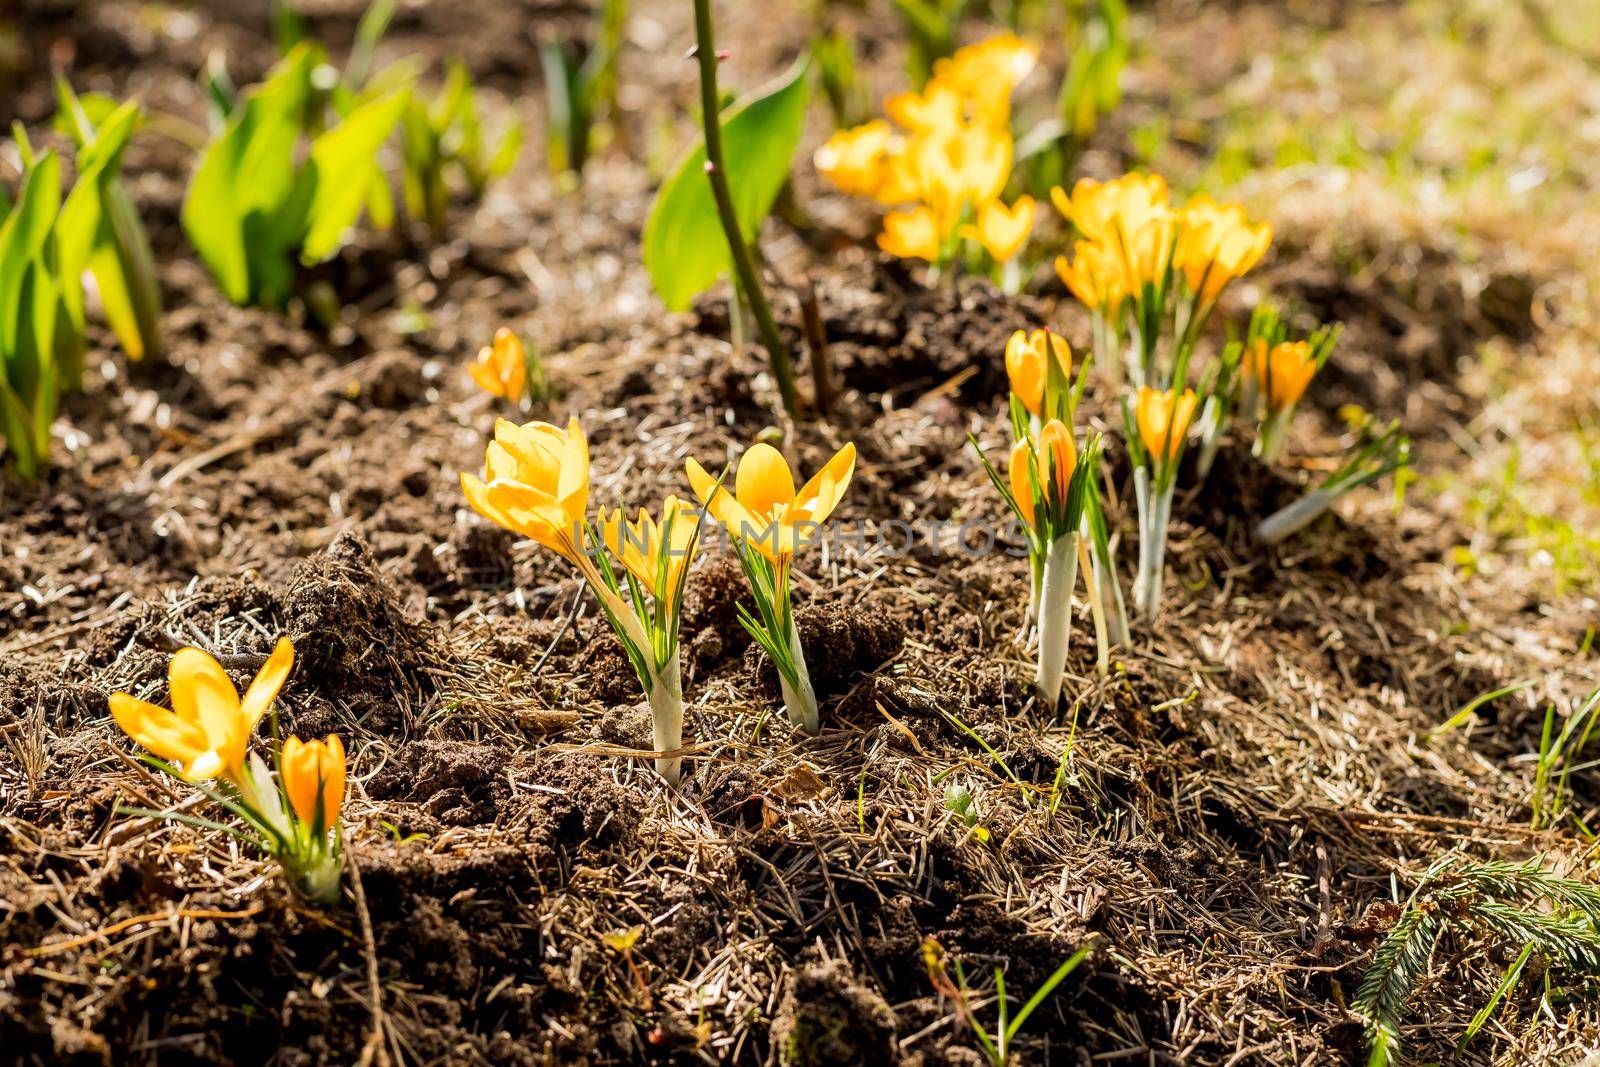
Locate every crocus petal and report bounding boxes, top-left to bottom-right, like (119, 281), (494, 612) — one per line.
(555, 417), (590, 518)
(792, 443), (857, 528)
(240, 638), (295, 729)
(322, 735), (346, 828)
(1038, 419), (1077, 502)
(468, 360), (504, 398)
(1008, 440), (1036, 532)
(687, 457), (765, 546)
(734, 443), (796, 522)
(168, 648), (246, 772)
(109, 693), (209, 767)
(281, 736), (316, 827)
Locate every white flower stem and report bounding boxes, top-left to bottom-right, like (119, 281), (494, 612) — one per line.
(1195, 396), (1225, 480)
(292, 850), (342, 906)
(1254, 408), (1291, 464)
(780, 616), (820, 736)
(1256, 486), (1342, 544)
(647, 656), (685, 786)
(1133, 470), (1173, 623)
(1077, 537), (1109, 677)
(1095, 539), (1131, 648)
(1034, 532), (1078, 706)
(1000, 258), (1022, 295)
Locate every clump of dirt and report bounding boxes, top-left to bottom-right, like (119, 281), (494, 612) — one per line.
(282, 532), (442, 734)
(744, 598), (907, 701)
(771, 959), (901, 1067)
(368, 740), (511, 825)
(809, 261), (1060, 406)
(684, 554), (754, 672)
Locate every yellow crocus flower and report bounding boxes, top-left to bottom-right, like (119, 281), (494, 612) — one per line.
(686, 442), (856, 564)
(1245, 338), (1318, 412)
(885, 81), (966, 133)
(467, 327), (528, 402)
(815, 120), (896, 199)
(1004, 328), (1071, 416)
(460, 417), (590, 562)
(878, 205), (943, 262)
(109, 639), (295, 783)
(281, 734), (346, 831)
(952, 123), (1011, 206)
(1175, 195), (1272, 302)
(1054, 241), (1126, 315)
(1135, 385), (1199, 462)
(601, 495), (701, 609)
(961, 196), (1034, 264)
(935, 34), (1038, 125)
(1051, 173), (1172, 245)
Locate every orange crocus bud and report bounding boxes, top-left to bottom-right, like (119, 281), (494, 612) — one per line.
(281, 734), (346, 832)
(1004, 328), (1072, 416)
(1245, 338), (1318, 412)
(1135, 385), (1199, 462)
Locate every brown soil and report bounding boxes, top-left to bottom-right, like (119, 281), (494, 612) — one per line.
(2, 2), (1597, 1066)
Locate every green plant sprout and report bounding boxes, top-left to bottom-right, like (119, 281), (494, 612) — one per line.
(0, 146), (67, 481)
(51, 81), (163, 369)
(891, 0), (971, 86)
(182, 43), (409, 311)
(923, 936), (1091, 1066)
(400, 60), (523, 233)
(539, 0), (627, 179)
(810, 30), (867, 129)
(1255, 417), (1412, 545)
(1530, 685), (1600, 832)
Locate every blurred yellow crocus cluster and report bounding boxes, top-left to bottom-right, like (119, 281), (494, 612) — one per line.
(1052, 173), (1271, 387)
(815, 34), (1038, 277)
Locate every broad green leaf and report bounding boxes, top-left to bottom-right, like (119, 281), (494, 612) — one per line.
(56, 102), (140, 325)
(0, 152), (62, 359)
(297, 88), (407, 264)
(91, 182), (163, 360)
(643, 58), (809, 312)
(183, 44), (320, 303)
(0, 377), (39, 477)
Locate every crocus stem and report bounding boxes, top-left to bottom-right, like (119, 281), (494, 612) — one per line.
(1195, 396), (1225, 480)
(292, 849), (343, 906)
(1133, 470), (1172, 623)
(1093, 536), (1131, 647)
(1078, 536), (1108, 677)
(1034, 532), (1078, 706)
(691, 0), (800, 417)
(1000, 257), (1022, 296)
(1256, 485), (1341, 544)
(647, 657), (685, 786)
(779, 615), (820, 735)
(1254, 408), (1291, 464)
